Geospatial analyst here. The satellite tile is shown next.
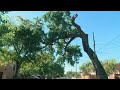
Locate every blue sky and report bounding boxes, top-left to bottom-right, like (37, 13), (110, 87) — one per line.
(7, 11), (120, 74)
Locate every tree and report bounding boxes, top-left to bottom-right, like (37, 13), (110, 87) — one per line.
(65, 71), (74, 78)
(102, 59), (116, 76)
(80, 61), (95, 76)
(65, 71), (80, 78)
(0, 16), (46, 78)
(42, 11), (107, 79)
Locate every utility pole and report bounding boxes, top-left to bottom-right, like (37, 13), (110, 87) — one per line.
(93, 32), (96, 53)
(76, 61), (77, 79)
(74, 55), (78, 79)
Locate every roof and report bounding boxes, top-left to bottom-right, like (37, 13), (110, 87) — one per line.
(115, 63), (120, 71)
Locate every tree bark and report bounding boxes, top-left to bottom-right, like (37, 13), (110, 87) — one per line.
(72, 14), (108, 79)
(14, 61), (22, 79)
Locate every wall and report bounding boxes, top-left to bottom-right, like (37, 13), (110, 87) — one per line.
(0, 62), (15, 79)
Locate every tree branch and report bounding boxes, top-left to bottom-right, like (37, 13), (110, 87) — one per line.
(19, 44), (24, 54)
(13, 43), (19, 56)
(72, 14), (89, 52)
(62, 37), (76, 56)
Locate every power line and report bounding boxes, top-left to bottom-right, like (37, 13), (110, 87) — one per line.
(108, 38), (120, 45)
(97, 42), (120, 52)
(96, 51), (120, 59)
(102, 38), (120, 49)
(105, 34), (120, 46)
(96, 44), (105, 45)
(96, 50), (120, 56)
(96, 51), (110, 54)
(97, 34), (120, 52)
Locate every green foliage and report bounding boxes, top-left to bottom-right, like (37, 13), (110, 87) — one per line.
(3, 16), (45, 60)
(20, 52), (64, 77)
(102, 59), (116, 76)
(65, 71), (80, 78)
(80, 61), (94, 76)
(56, 45), (82, 66)
(0, 11), (9, 24)
(43, 11), (82, 66)
(0, 16), (47, 77)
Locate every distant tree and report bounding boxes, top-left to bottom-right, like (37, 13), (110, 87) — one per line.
(65, 71), (74, 78)
(102, 59), (116, 76)
(80, 61), (95, 76)
(65, 71), (80, 78)
(79, 59), (117, 76)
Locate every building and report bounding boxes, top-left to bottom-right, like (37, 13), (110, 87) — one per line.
(80, 71), (97, 79)
(0, 61), (16, 79)
(108, 63), (120, 79)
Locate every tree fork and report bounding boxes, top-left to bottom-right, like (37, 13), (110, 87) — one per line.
(72, 14), (108, 79)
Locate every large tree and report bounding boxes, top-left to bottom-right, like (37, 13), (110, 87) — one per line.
(0, 16), (46, 78)
(42, 11), (108, 79)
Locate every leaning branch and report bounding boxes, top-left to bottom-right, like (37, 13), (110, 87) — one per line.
(71, 14), (108, 79)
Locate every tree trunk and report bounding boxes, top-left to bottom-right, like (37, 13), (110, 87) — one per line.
(14, 61), (21, 79)
(72, 14), (108, 79)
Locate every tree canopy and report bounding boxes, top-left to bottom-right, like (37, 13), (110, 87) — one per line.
(0, 11), (83, 78)
(65, 71), (80, 78)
